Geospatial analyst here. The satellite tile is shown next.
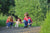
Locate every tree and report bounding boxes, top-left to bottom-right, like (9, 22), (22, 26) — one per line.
(15, 0), (48, 22)
(0, 0), (15, 16)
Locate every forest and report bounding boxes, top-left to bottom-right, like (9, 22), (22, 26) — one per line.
(0, 0), (50, 33)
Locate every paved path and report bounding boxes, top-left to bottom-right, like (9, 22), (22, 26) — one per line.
(0, 27), (40, 33)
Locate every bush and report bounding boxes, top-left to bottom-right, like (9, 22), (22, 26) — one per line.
(40, 11), (50, 33)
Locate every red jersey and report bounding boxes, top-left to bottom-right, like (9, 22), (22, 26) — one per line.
(6, 19), (9, 23)
(6, 19), (13, 23)
(24, 17), (32, 22)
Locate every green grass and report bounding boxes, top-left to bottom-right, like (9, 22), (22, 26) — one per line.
(0, 14), (7, 27)
(0, 14), (41, 27)
(40, 11), (50, 33)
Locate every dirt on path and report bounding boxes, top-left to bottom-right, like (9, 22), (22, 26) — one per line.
(0, 27), (40, 33)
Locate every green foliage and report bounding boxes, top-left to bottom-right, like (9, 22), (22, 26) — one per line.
(14, 0), (47, 22)
(0, 0), (15, 15)
(0, 14), (7, 26)
(40, 11), (50, 33)
(0, 0), (48, 26)
(0, 14), (41, 27)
